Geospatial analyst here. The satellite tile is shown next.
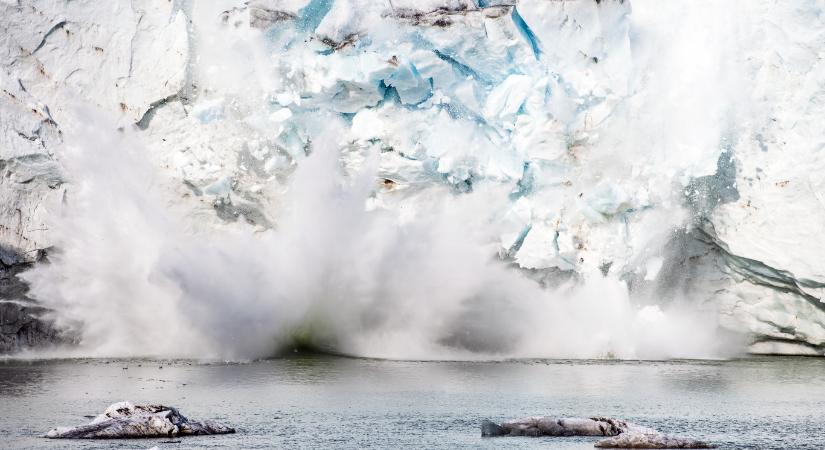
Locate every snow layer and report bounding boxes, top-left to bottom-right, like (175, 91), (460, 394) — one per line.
(2, 0), (825, 358)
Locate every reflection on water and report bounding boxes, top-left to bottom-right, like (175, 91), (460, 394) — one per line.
(0, 355), (824, 449)
(0, 360), (49, 397)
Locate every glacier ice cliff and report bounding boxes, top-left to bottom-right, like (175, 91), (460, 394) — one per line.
(1, 0), (824, 358)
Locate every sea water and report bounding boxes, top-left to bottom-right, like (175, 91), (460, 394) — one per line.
(1, 355), (823, 449)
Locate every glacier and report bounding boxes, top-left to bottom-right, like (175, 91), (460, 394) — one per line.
(1, 0), (824, 358)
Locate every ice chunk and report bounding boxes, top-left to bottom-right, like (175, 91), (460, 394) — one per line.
(581, 182), (632, 218)
(191, 98), (226, 124)
(484, 74), (534, 124)
(384, 62), (432, 105)
(643, 257), (663, 281)
(45, 402), (235, 439)
(204, 177), (233, 198)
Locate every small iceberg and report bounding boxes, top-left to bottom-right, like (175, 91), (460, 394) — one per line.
(45, 402), (235, 439)
(482, 416), (714, 448)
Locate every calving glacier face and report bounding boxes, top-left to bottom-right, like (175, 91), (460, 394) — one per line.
(2, 0), (824, 358)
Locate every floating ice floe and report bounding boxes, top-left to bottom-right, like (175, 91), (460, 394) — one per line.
(482, 416), (715, 449)
(45, 402), (235, 439)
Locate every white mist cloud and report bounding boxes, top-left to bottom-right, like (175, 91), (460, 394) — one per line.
(22, 109), (736, 361)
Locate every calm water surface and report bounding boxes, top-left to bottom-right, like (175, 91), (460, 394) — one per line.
(0, 355), (823, 449)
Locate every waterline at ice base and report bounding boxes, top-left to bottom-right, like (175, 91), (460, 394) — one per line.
(2, 0), (825, 360)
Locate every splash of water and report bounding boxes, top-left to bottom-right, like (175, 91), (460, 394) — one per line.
(20, 108), (737, 361)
